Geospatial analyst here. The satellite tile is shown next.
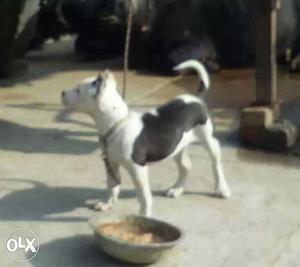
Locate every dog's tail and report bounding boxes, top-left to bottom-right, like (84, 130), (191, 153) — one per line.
(173, 60), (210, 94)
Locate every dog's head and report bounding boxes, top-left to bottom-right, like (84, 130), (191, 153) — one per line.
(61, 70), (120, 115)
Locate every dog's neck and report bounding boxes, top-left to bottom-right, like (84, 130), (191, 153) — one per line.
(91, 88), (129, 137)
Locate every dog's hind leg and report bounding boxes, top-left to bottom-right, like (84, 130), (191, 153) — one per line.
(166, 147), (191, 198)
(195, 120), (231, 198)
(128, 164), (153, 217)
(93, 159), (121, 212)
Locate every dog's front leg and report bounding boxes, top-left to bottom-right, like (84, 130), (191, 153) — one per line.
(93, 159), (121, 212)
(128, 164), (153, 217)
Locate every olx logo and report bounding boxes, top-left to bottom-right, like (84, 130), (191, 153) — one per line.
(5, 228), (39, 262)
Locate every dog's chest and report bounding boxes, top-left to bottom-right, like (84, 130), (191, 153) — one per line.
(131, 99), (208, 165)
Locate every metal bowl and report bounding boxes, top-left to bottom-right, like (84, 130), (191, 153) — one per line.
(89, 214), (184, 264)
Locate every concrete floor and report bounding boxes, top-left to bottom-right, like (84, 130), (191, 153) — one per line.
(1, 38), (300, 267)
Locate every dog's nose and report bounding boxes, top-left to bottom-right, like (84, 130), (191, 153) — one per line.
(62, 91), (65, 97)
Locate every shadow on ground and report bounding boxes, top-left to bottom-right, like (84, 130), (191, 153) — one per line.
(0, 118), (97, 155)
(29, 235), (143, 267)
(0, 178), (219, 222)
(0, 179), (136, 222)
(5, 102), (96, 128)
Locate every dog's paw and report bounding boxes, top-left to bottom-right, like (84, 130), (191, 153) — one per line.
(93, 201), (113, 211)
(86, 199), (112, 211)
(215, 186), (232, 199)
(165, 187), (184, 198)
(86, 199), (100, 208)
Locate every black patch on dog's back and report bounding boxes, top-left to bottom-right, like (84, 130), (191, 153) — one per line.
(132, 99), (208, 166)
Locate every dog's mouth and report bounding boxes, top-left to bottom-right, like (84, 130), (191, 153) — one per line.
(61, 101), (74, 112)
(61, 92), (73, 110)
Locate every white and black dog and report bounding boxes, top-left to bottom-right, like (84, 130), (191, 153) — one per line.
(61, 60), (231, 217)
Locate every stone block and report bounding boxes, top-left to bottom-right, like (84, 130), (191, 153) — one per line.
(263, 120), (298, 150)
(240, 106), (274, 128)
(240, 126), (264, 147)
(240, 120), (298, 151)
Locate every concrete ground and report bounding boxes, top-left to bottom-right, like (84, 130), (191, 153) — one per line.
(1, 38), (300, 267)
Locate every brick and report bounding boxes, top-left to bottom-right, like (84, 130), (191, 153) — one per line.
(240, 107), (274, 128)
(263, 121), (298, 150)
(240, 120), (298, 151)
(240, 127), (264, 147)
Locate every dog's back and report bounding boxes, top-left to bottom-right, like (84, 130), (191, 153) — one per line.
(131, 95), (208, 166)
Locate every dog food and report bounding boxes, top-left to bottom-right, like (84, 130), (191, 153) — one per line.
(99, 221), (167, 243)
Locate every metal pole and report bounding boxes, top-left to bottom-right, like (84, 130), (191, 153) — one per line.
(122, 0), (134, 100)
(255, 0), (280, 108)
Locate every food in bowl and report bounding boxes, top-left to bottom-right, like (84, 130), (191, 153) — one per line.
(99, 220), (175, 243)
(89, 215), (184, 264)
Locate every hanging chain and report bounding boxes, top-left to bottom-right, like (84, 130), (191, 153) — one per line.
(122, 0), (134, 99)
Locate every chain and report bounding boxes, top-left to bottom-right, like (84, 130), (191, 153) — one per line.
(129, 75), (183, 105)
(122, 0), (135, 99)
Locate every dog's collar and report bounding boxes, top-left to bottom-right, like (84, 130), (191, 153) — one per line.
(99, 117), (127, 182)
(100, 117), (127, 181)
(99, 117), (128, 148)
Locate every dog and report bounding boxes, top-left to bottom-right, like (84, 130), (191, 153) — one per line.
(61, 60), (231, 217)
